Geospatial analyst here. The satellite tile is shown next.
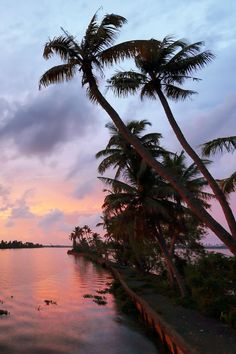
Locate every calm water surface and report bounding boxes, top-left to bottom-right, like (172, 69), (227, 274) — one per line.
(0, 248), (158, 354)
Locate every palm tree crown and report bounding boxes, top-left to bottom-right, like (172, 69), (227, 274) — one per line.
(39, 13), (127, 101)
(96, 119), (166, 179)
(108, 36), (214, 101)
(39, 13), (151, 101)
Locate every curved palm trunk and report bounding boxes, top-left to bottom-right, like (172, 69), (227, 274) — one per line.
(157, 89), (236, 239)
(155, 222), (187, 298)
(86, 71), (236, 255)
(133, 215), (146, 273)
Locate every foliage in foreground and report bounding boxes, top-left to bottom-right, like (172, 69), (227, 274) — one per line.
(180, 253), (236, 327)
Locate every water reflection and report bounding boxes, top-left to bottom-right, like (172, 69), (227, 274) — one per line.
(0, 249), (158, 353)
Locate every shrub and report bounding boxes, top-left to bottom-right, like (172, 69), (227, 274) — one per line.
(185, 253), (236, 325)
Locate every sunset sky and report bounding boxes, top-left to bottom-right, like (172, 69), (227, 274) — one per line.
(0, 0), (235, 245)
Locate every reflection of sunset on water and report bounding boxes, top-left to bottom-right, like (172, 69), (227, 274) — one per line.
(0, 249), (157, 353)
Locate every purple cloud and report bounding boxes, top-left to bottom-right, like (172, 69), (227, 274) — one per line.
(0, 84), (99, 157)
(38, 209), (65, 229)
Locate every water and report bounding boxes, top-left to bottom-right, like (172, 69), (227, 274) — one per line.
(0, 248), (158, 354)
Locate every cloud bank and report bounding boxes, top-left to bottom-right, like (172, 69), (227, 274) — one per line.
(0, 84), (99, 157)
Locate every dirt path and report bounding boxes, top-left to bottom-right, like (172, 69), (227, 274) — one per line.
(117, 267), (236, 354)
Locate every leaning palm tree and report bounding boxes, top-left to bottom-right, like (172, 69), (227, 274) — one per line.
(202, 136), (236, 194)
(108, 36), (236, 239)
(39, 13), (236, 254)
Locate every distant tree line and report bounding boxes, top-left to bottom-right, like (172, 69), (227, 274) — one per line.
(0, 240), (43, 249)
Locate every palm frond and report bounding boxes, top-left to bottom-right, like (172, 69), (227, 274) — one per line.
(218, 171), (236, 195)
(86, 84), (100, 104)
(106, 134), (129, 148)
(141, 132), (162, 144)
(102, 193), (132, 213)
(102, 13), (127, 28)
(182, 159), (211, 180)
(163, 84), (196, 101)
(165, 74), (201, 86)
(97, 152), (126, 175)
(140, 81), (157, 100)
(39, 63), (77, 88)
(127, 119), (151, 135)
(167, 41), (205, 64)
(201, 136), (236, 156)
(166, 51), (214, 77)
(104, 121), (119, 137)
(96, 148), (121, 159)
(196, 191), (215, 201)
(43, 36), (81, 61)
(94, 14), (127, 51)
(99, 39), (161, 65)
(98, 176), (136, 194)
(108, 70), (145, 97)
(82, 13), (99, 51)
(83, 13), (127, 54)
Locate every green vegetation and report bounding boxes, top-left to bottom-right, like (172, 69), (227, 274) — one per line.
(184, 254), (236, 323)
(0, 240), (43, 249)
(69, 225), (106, 257)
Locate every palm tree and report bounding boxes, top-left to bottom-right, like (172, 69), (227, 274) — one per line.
(100, 173), (189, 297)
(39, 13), (236, 254)
(162, 151), (211, 257)
(69, 226), (81, 249)
(202, 136), (236, 194)
(163, 151), (212, 207)
(96, 119), (166, 178)
(108, 36), (236, 240)
(97, 124), (212, 296)
(97, 121), (192, 296)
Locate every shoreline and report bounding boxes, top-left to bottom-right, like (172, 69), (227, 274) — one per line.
(68, 250), (236, 354)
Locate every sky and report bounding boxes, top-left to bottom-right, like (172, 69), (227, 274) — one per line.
(0, 0), (235, 245)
